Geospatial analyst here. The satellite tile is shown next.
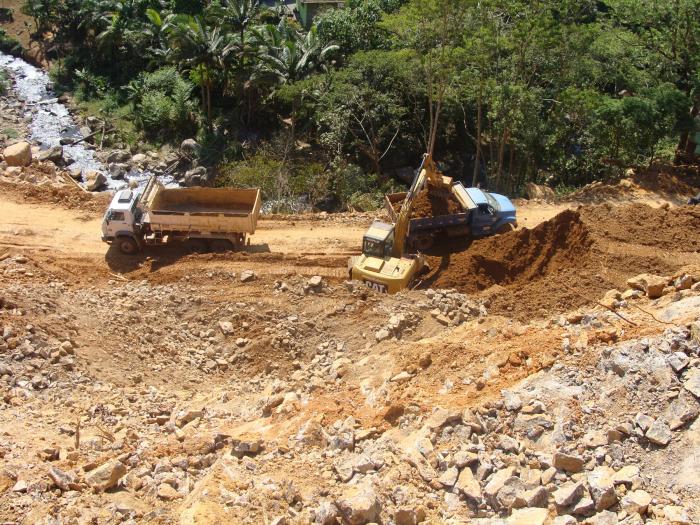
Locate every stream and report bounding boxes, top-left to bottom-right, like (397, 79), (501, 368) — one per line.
(0, 52), (176, 191)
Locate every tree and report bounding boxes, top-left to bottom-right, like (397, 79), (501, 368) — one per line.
(164, 14), (234, 124)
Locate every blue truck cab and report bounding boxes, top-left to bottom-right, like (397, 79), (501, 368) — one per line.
(384, 182), (517, 251)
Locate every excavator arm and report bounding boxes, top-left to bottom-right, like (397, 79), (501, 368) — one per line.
(391, 154), (444, 257)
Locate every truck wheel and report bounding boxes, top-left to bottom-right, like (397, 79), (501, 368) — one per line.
(185, 239), (209, 253)
(210, 239), (234, 253)
(117, 236), (139, 255)
(496, 223), (515, 235)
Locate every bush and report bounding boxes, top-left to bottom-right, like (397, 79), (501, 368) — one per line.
(0, 69), (8, 96)
(127, 67), (196, 141)
(0, 28), (24, 57)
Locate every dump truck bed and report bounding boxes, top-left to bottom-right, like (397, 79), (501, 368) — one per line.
(140, 177), (261, 234)
(385, 182), (471, 232)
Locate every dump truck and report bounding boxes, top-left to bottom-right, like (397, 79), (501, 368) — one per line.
(384, 183), (517, 251)
(101, 176), (261, 254)
(350, 155), (517, 294)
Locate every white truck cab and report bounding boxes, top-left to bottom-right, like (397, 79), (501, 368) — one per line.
(101, 189), (142, 253)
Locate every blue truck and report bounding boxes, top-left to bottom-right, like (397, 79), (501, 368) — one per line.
(384, 182), (517, 251)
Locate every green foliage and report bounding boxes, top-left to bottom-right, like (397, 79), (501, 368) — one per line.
(0, 29), (24, 57)
(127, 67), (196, 140)
(0, 69), (8, 96)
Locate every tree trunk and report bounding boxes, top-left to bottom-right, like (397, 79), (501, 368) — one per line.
(206, 77), (212, 127)
(472, 84), (483, 187)
(496, 128), (508, 189)
(675, 99), (699, 163)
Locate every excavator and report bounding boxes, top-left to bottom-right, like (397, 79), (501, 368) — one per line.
(349, 153), (449, 293)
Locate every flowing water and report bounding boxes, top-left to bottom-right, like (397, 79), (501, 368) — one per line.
(0, 52), (176, 191)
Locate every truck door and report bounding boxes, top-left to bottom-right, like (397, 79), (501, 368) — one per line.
(471, 203), (499, 236)
(104, 210), (131, 237)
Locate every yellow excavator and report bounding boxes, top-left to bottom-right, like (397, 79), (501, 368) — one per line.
(349, 153), (450, 293)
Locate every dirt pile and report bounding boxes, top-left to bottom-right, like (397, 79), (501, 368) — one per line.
(423, 204), (698, 319)
(0, 180), (110, 216)
(581, 203), (700, 252)
(392, 188), (463, 218)
(425, 209), (592, 293)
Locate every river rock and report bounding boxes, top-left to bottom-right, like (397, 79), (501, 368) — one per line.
(3, 141), (32, 167)
(84, 459), (126, 491)
(107, 150), (131, 163)
(84, 170), (107, 191)
(37, 145), (64, 165)
(180, 138), (200, 155)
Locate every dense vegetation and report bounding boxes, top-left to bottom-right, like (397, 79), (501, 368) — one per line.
(15, 0), (700, 207)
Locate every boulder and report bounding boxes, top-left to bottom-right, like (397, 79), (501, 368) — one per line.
(37, 145), (64, 165)
(184, 166), (208, 186)
(645, 418), (672, 446)
(553, 451), (584, 473)
(336, 485), (381, 525)
(157, 482), (181, 500)
(314, 501), (340, 525)
(3, 141), (32, 167)
(587, 466), (617, 511)
(514, 487), (548, 509)
(84, 170), (107, 191)
(48, 466), (76, 491)
(130, 153), (147, 165)
(684, 367), (700, 398)
(553, 482), (584, 509)
(506, 507), (548, 525)
(620, 489), (651, 514)
(240, 270), (256, 282)
(484, 466), (515, 504)
(455, 467), (482, 501)
(394, 506), (426, 525)
(84, 459), (126, 491)
(106, 150), (131, 163)
(108, 162), (128, 179)
(661, 505), (691, 524)
(180, 138), (200, 155)
(626, 273), (668, 299)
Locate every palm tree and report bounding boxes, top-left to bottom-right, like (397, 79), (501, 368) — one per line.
(254, 19), (338, 87)
(164, 14), (234, 125)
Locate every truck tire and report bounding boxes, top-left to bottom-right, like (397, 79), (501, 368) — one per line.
(496, 223), (515, 235)
(210, 239), (234, 253)
(185, 239), (209, 253)
(117, 236), (139, 255)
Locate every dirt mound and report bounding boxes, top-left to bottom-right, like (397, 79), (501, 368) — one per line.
(393, 188), (462, 218)
(0, 181), (110, 216)
(581, 203), (700, 252)
(425, 209), (592, 293)
(423, 205), (693, 320)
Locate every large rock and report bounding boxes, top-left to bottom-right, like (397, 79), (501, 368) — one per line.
(645, 418), (672, 446)
(184, 166), (208, 186)
(336, 485), (381, 525)
(553, 482), (584, 509)
(37, 145), (64, 165)
(455, 467), (482, 501)
(106, 150), (131, 163)
(3, 141), (32, 167)
(587, 466), (617, 511)
(180, 138), (200, 155)
(626, 273), (668, 299)
(507, 507), (548, 525)
(684, 367), (700, 398)
(620, 489), (651, 514)
(553, 451), (584, 473)
(84, 459), (126, 491)
(394, 506), (426, 525)
(484, 466), (516, 504)
(84, 170), (107, 191)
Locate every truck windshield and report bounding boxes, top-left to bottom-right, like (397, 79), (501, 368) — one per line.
(363, 238), (385, 258)
(106, 210), (125, 221)
(485, 192), (499, 211)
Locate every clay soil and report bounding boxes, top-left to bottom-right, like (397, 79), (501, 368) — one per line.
(422, 203), (700, 320)
(2, 181), (700, 523)
(392, 188), (463, 218)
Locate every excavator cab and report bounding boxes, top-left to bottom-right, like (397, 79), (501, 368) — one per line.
(361, 221), (394, 258)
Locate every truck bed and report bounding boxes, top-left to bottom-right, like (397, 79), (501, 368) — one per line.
(385, 184), (470, 232)
(141, 178), (261, 234)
